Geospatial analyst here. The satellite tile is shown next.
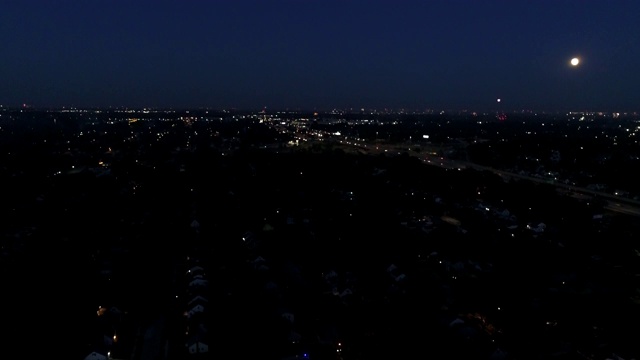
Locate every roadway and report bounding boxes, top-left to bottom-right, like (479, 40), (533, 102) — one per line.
(415, 148), (640, 217)
(271, 124), (640, 217)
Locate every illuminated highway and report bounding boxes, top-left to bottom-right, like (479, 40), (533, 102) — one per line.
(268, 121), (640, 217)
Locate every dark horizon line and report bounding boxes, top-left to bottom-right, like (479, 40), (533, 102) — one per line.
(3, 103), (637, 115)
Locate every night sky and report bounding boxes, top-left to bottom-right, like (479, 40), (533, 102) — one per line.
(2, 1), (639, 112)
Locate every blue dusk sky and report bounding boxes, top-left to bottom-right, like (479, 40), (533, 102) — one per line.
(1, 0), (639, 111)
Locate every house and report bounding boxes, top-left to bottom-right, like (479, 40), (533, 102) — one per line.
(241, 231), (255, 243)
(490, 348), (508, 359)
(323, 270), (338, 282)
(339, 288), (353, 298)
(288, 330), (302, 343)
(187, 341), (209, 355)
(281, 312), (295, 324)
(189, 278), (208, 288)
(250, 256), (269, 271)
(190, 219), (200, 231)
(108, 306), (122, 316)
(262, 222), (274, 231)
(264, 281), (278, 291)
(84, 352), (108, 360)
(241, 231), (259, 249)
(106, 307), (123, 323)
(527, 222), (546, 233)
(188, 266), (205, 275)
(188, 295), (209, 308)
(188, 304), (205, 319)
(186, 326), (209, 355)
(386, 264), (398, 273)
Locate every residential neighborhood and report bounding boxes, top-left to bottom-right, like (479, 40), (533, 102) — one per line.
(1, 107), (639, 359)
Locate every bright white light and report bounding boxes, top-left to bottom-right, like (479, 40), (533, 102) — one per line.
(570, 57), (579, 66)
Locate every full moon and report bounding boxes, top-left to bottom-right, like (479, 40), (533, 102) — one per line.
(570, 57), (580, 66)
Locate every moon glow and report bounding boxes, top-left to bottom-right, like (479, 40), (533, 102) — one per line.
(571, 57), (580, 66)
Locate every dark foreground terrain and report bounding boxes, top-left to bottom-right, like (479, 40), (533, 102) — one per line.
(1, 110), (639, 359)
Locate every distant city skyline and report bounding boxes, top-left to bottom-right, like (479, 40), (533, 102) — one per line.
(2, 1), (639, 112)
